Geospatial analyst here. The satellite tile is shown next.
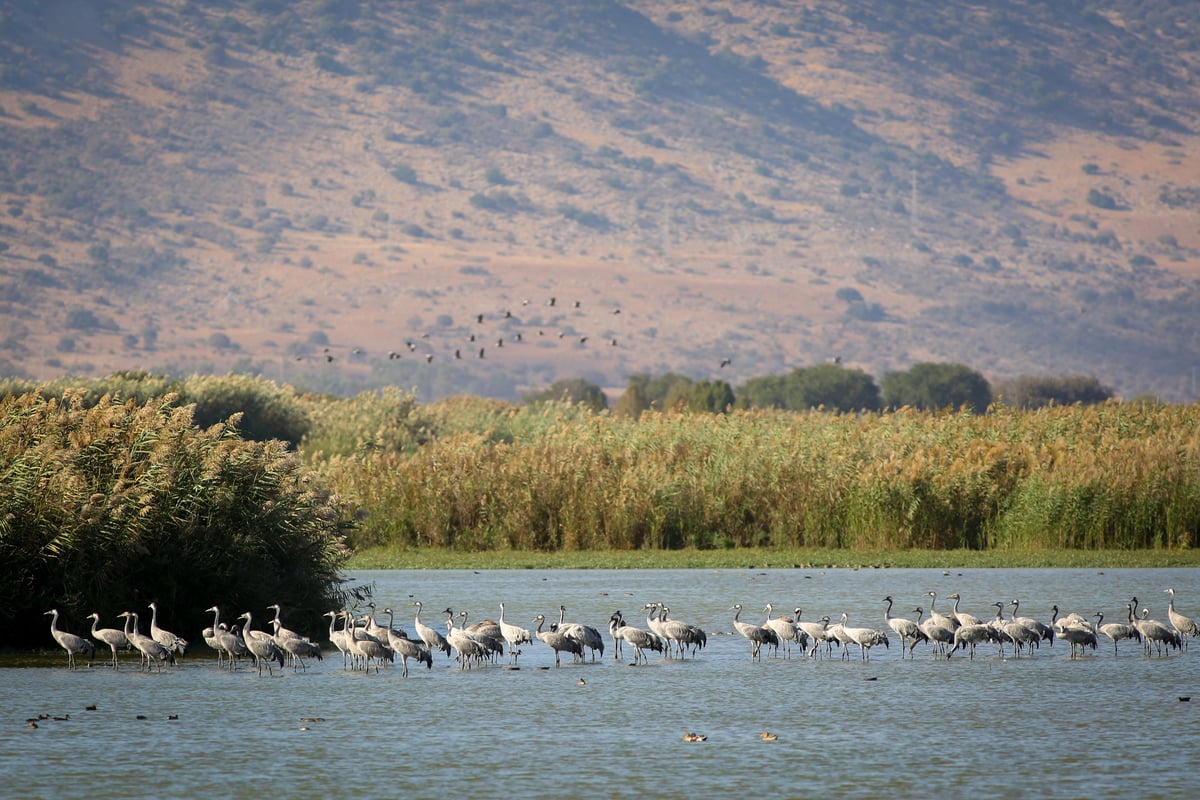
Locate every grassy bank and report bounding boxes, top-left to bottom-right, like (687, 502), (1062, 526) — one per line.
(347, 546), (1200, 570)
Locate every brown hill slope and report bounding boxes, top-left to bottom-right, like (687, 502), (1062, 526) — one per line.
(1, 0), (1198, 401)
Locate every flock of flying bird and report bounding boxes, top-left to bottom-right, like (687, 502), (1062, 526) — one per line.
(308, 295), (735, 372)
(43, 589), (1197, 673)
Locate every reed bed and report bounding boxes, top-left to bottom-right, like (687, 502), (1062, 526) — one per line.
(310, 400), (1200, 554)
(0, 390), (348, 646)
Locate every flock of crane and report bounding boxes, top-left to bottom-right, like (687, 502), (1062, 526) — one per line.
(43, 589), (1197, 674)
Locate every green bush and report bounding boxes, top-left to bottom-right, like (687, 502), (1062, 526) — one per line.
(0, 392), (349, 647)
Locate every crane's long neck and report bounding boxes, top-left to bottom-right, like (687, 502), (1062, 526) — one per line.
(327, 613), (337, 638)
(414, 603), (424, 627)
(498, 604), (506, 625)
(558, 607), (566, 626)
(149, 604), (157, 628)
(732, 606), (742, 623)
(1167, 591), (1176, 612)
(48, 609), (59, 635)
(89, 615), (100, 636)
(884, 598), (894, 619)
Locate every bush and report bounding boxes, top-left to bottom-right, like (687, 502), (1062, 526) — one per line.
(882, 362), (992, 412)
(0, 392), (348, 647)
(1086, 188), (1118, 210)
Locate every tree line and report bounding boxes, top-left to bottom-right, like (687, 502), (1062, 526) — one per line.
(523, 362), (1116, 415)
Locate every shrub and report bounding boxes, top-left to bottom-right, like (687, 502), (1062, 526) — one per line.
(0, 392), (348, 647)
(1086, 188), (1117, 209)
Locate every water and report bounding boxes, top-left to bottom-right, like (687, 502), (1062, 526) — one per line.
(3, 567), (1198, 799)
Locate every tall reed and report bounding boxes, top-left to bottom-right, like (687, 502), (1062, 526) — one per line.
(310, 401), (1200, 554)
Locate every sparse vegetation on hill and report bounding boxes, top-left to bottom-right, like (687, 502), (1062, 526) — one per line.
(0, 1), (1199, 402)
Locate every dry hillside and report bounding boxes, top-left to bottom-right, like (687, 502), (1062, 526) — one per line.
(2, 0), (1199, 401)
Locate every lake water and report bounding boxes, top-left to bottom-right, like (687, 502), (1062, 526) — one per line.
(2, 567), (1198, 799)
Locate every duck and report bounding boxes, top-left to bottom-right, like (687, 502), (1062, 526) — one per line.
(683, 732), (707, 742)
(760, 731), (779, 742)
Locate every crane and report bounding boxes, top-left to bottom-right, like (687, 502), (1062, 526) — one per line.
(556, 605), (604, 662)
(731, 604), (777, 660)
(120, 611), (174, 671)
(608, 612), (663, 665)
(1165, 588), (1198, 646)
(883, 596), (927, 658)
(207, 606), (247, 669)
(762, 604), (802, 658)
(237, 611), (286, 675)
(532, 613), (583, 667)
(498, 603), (533, 665)
(325, 610), (353, 669)
(270, 618), (323, 670)
(45, 609), (94, 669)
(443, 608), (488, 670)
(87, 612), (127, 669)
(412, 601), (452, 659)
(147, 601), (188, 658)
(834, 613), (890, 662)
(382, 608), (433, 676)
(1095, 607), (1141, 655)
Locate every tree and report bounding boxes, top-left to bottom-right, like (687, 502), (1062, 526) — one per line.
(613, 379), (649, 419)
(522, 378), (608, 411)
(995, 374), (1114, 409)
(686, 379), (735, 413)
(881, 362), (992, 412)
(627, 372), (694, 411)
(788, 363), (882, 412)
(735, 374), (788, 409)
(738, 365), (881, 412)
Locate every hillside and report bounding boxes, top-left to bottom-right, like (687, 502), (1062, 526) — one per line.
(1, 0), (1199, 402)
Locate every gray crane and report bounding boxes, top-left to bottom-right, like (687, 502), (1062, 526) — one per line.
(644, 603), (705, 658)
(762, 604), (801, 658)
(412, 601), (452, 659)
(883, 597), (927, 658)
(270, 618), (323, 670)
(918, 605), (955, 657)
(1056, 616), (1098, 658)
(556, 605), (604, 662)
(87, 612), (127, 669)
(498, 603), (533, 665)
(443, 609), (488, 669)
(207, 606), (247, 669)
(237, 611), (286, 675)
(532, 613), (583, 666)
(120, 611), (175, 670)
(947, 593), (983, 627)
(266, 604), (306, 646)
(345, 610), (393, 673)
(794, 609), (831, 659)
(834, 612), (890, 662)
(924, 591), (959, 631)
(1165, 588), (1198, 646)
(1095, 607), (1141, 655)
(45, 609), (94, 669)
(949, 613), (996, 659)
(147, 601), (188, 658)
(1131, 599), (1181, 656)
(1009, 600), (1054, 648)
(459, 611), (505, 663)
(325, 610), (353, 669)
(731, 604), (777, 660)
(608, 612), (663, 665)
(382, 608), (432, 676)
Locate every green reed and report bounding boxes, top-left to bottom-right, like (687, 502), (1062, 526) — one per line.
(311, 400), (1200, 554)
